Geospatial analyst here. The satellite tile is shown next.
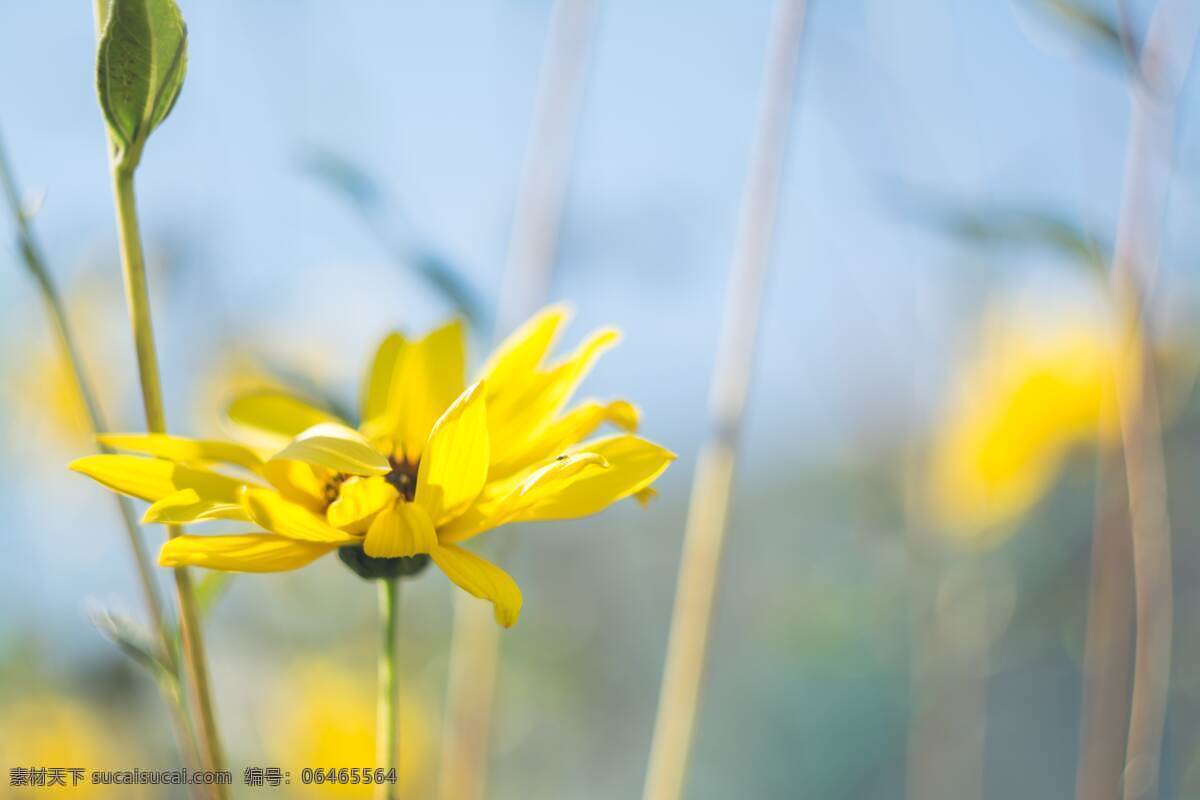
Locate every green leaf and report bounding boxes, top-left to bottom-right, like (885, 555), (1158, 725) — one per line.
(300, 147), (383, 215)
(96, 0), (188, 158)
(299, 144), (490, 329)
(889, 182), (1109, 276)
(1034, 0), (1122, 48)
(945, 208), (1109, 276)
(88, 604), (172, 680)
(194, 570), (234, 617)
(1019, 0), (1127, 68)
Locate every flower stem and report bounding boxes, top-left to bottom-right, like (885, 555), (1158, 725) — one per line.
(89, 2), (223, 790)
(107, 161), (227, 795)
(377, 577), (402, 800)
(0, 128), (199, 770)
(642, 2), (807, 798)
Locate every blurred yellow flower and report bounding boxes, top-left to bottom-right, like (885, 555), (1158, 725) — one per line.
(191, 335), (344, 438)
(0, 694), (146, 798)
(265, 662), (431, 797)
(928, 296), (1131, 537)
(9, 342), (94, 444)
(71, 306), (674, 626)
(4, 297), (116, 454)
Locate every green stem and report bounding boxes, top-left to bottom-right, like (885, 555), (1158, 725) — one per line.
(0, 130), (199, 768)
(111, 167), (163, 426)
(108, 160), (227, 794)
(377, 578), (401, 800)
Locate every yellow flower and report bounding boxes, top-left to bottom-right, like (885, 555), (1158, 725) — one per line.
(8, 340), (95, 445)
(264, 662), (431, 797)
(0, 694), (146, 798)
(4, 296), (118, 454)
(70, 306), (674, 626)
(928, 296), (1130, 537)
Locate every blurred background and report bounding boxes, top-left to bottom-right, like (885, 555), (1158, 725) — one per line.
(3, 0), (1200, 797)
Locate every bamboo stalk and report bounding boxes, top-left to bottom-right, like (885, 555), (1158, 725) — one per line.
(1103, 2), (1200, 798)
(641, 3), (808, 798)
(0, 129), (201, 771)
(436, 2), (598, 798)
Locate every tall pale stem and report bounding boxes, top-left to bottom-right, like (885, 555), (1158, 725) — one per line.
(1075, 450), (1135, 800)
(1103, 3), (1200, 797)
(905, 565), (990, 800)
(642, 2), (808, 798)
(437, 1), (597, 798)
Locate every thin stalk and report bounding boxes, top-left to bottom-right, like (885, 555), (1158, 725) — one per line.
(642, 2), (808, 798)
(905, 564), (990, 800)
(1105, 3), (1200, 798)
(492, 0), (599, 337)
(437, 0), (598, 797)
(90, 5), (226, 786)
(107, 163), (227, 790)
(377, 578), (402, 800)
(0, 130), (199, 769)
(1074, 449), (1134, 800)
(438, 602), (500, 800)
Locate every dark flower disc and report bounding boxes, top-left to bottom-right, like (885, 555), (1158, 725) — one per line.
(337, 545), (431, 581)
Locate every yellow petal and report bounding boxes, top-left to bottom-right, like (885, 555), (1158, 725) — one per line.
(414, 381), (489, 524)
(98, 433), (264, 471)
(70, 454), (247, 504)
(430, 544), (523, 628)
(241, 488), (358, 544)
(480, 304), (570, 393)
(159, 534), (335, 573)
(439, 435), (673, 542)
(143, 489), (250, 524)
(487, 399), (639, 480)
(227, 390), (340, 443)
(389, 319), (467, 462)
(363, 502), (438, 558)
(326, 476), (399, 534)
(519, 434), (673, 520)
(360, 331), (407, 429)
(438, 452), (609, 541)
(487, 328), (621, 467)
(269, 423), (391, 476)
(261, 459), (328, 513)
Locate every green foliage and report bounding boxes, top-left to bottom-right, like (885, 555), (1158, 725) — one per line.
(95, 0), (188, 165)
(945, 207), (1109, 276)
(300, 145), (489, 329)
(88, 605), (173, 681)
(893, 182), (1109, 277)
(1020, 0), (1128, 68)
(302, 147), (384, 215)
(194, 571), (234, 618)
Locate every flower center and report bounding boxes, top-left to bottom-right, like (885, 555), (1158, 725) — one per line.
(385, 456), (419, 502)
(323, 473), (347, 506)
